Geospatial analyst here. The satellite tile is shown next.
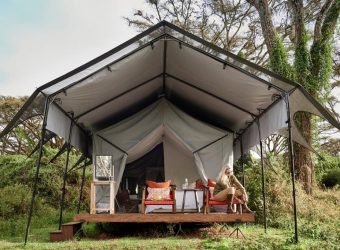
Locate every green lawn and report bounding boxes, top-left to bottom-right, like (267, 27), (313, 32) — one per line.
(1, 224), (339, 250)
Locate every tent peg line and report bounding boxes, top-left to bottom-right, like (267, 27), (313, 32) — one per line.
(256, 118), (267, 233)
(284, 93), (299, 243)
(77, 158), (88, 214)
(24, 96), (51, 245)
(58, 114), (74, 230)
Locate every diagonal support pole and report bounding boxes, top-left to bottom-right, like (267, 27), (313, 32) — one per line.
(24, 96), (50, 245)
(58, 114), (74, 230)
(77, 158), (87, 214)
(284, 93), (299, 243)
(256, 118), (267, 233)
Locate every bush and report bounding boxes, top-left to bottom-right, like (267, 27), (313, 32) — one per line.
(315, 154), (340, 183)
(0, 184), (32, 217)
(321, 169), (340, 188)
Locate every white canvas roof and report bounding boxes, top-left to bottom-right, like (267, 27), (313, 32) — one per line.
(1, 21), (339, 165)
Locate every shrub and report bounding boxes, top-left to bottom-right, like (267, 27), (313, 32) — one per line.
(321, 168), (340, 188)
(0, 184), (32, 217)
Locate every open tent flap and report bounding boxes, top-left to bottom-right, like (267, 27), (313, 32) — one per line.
(93, 99), (233, 202)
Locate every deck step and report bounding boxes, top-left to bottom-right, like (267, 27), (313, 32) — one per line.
(50, 230), (63, 242)
(50, 222), (83, 242)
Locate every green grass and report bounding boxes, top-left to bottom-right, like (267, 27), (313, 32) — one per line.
(0, 223), (339, 250)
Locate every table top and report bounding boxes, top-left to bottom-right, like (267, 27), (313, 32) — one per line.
(178, 188), (203, 191)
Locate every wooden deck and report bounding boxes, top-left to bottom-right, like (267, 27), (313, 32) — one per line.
(73, 213), (255, 223)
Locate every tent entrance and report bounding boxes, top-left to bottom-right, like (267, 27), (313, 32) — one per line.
(116, 143), (164, 212)
(120, 143), (165, 196)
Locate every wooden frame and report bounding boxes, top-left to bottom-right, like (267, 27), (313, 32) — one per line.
(90, 180), (115, 214)
(141, 185), (176, 214)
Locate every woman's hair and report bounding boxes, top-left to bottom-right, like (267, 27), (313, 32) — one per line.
(217, 164), (233, 186)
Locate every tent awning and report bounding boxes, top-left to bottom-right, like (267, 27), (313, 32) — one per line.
(1, 21), (339, 157)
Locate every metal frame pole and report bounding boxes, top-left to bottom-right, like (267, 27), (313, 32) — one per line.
(58, 115), (74, 230)
(77, 158), (87, 214)
(256, 119), (267, 233)
(24, 96), (50, 244)
(284, 93), (299, 243)
(240, 136), (245, 187)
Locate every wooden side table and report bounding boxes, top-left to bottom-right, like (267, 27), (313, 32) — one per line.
(90, 180), (115, 214)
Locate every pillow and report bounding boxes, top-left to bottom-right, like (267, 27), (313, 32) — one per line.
(208, 179), (216, 187)
(146, 187), (170, 200)
(195, 179), (204, 189)
(146, 180), (171, 188)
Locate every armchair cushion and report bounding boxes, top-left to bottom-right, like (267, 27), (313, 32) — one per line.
(208, 179), (216, 187)
(146, 187), (171, 200)
(146, 180), (171, 188)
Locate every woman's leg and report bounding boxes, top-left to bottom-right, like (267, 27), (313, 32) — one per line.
(213, 187), (235, 201)
(213, 188), (236, 213)
(235, 190), (253, 213)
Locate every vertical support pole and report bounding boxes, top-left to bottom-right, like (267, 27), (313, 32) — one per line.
(24, 96), (50, 245)
(77, 158), (87, 214)
(256, 118), (267, 233)
(58, 115), (74, 230)
(284, 93), (299, 243)
(240, 135), (245, 187)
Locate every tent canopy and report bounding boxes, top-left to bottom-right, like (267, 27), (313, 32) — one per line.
(1, 21), (339, 168)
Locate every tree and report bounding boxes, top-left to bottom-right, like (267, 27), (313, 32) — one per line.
(126, 0), (340, 193)
(0, 96), (64, 155)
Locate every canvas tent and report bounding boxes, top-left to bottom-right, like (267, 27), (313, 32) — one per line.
(93, 99), (233, 190)
(1, 21), (340, 243)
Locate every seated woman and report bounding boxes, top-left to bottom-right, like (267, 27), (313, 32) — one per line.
(213, 164), (253, 213)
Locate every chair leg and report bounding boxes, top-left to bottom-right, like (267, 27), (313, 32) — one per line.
(172, 202), (176, 213)
(144, 205), (147, 214)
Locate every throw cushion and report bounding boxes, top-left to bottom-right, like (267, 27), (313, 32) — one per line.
(195, 179), (204, 189)
(146, 180), (171, 188)
(208, 179), (216, 187)
(146, 187), (171, 200)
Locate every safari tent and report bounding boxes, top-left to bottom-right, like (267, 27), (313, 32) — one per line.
(1, 21), (340, 243)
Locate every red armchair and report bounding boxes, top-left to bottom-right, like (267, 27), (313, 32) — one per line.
(203, 179), (242, 214)
(141, 184), (176, 214)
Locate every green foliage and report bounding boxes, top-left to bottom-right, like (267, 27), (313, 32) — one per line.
(310, 40), (333, 100)
(269, 37), (295, 80)
(315, 153), (340, 183)
(0, 184), (32, 217)
(321, 168), (340, 188)
(0, 149), (91, 214)
(294, 32), (311, 90)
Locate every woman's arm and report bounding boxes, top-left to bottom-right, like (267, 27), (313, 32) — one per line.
(231, 175), (246, 195)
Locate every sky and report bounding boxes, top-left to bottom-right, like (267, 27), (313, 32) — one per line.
(0, 0), (148, 96)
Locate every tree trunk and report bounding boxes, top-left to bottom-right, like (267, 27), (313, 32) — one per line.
(290, 0), (313, 194)
(293, 113), (313, 194)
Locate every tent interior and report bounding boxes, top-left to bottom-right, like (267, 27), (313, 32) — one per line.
(1, 21), (340, 214)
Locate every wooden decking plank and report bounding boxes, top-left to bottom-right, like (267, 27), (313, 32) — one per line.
(73, 213), (255, 223)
